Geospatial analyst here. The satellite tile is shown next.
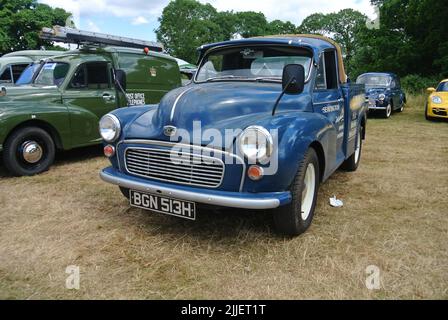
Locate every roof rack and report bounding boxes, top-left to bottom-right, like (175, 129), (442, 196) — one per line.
(40, 26), (164, 52)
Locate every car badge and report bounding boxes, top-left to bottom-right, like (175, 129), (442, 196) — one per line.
(163, 125), (177, 137)
(150, 67), (157, 77)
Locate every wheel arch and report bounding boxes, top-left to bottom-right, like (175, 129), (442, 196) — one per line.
(5, 120), (65, 150)
(309, 140), (325, 183)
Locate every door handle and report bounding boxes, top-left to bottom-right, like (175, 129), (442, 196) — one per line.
(102, 93), (115, 102)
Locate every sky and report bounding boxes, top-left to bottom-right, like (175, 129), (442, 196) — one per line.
(38, 0), (377, 42)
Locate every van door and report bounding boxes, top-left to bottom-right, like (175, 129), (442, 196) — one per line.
(63, 62), (117, 147)
(312, 50), (345, 170)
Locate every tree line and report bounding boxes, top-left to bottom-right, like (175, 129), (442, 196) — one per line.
(1, 0), (446, 92)
(156, 0), (447, 91)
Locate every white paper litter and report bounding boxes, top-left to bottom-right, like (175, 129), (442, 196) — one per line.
(329, 196), (344, 207)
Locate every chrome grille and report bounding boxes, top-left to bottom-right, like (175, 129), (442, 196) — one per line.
(125, 147), (225, 188)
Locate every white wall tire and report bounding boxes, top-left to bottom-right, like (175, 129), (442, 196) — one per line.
(273, 148), (320, 237)
(342, 127), (363, 172)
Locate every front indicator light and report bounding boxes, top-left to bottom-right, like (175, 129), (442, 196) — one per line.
(248, 165), (264, 181)
(104, 145), (115, 158)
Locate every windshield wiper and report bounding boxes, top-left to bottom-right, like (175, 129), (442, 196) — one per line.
(202, 75), (250, 82)
(254, 77), (282, 83)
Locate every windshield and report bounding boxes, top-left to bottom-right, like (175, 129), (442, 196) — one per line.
(437, 82), (448, 92)
(34, 62), (69, 87)
(356, 74), (391, 87)
(196, 46), (313, 83)
(16, 63), (42, 85)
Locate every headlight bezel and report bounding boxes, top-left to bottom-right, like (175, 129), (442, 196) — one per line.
(432, 95), (442, 104)
(99, 114), (121, 143)
(378, 94), (386, 101)
(237, 126), (274, 163)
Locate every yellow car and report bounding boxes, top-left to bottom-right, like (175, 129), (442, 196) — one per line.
(426, 80), (448, 120)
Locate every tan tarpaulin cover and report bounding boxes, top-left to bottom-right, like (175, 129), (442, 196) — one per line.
(257, 34), (348, 83)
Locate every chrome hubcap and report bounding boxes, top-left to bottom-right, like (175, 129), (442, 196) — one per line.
(21, 141), (43, 164)
(301, 163), (316, 220)
(387, 104), (392, 117)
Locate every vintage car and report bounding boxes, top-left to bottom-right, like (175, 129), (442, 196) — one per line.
(356, 72), (406, 118)
(426, 80), (448, 120)
(0, 50), (64, 85)
(0, 28), (181, 177)
(99, 35), (367, 236)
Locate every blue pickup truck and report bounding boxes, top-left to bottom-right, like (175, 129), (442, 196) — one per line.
(99, 35), (367, 236)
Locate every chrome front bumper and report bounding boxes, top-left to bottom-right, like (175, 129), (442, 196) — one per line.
(100, 167), (292, 210)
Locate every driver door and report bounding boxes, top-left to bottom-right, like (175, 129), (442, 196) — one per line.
(63, 62), (117, 147)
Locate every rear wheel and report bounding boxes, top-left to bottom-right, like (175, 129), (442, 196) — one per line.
(341, 127), (363, 172)
(273, 148), (320, 237)
(3, 127), (55, 176)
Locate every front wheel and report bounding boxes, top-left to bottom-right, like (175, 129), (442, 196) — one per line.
(3, 127), (55, 176)
(119, 187), (130, 199)
(273, 148), (320, 237)
(383, 103), (392, 118)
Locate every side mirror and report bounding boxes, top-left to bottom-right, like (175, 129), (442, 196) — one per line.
(427, 87), (436, 94)
(282, 64), (305, 95)
(114, 69), (127, 91)
(0, 87), (6, 97)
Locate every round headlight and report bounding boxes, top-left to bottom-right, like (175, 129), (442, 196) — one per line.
(432, 96), (442, 104)
(378, 94), (386, 101)
(238, 126), (273, 163)
(99, 114), (121, 142)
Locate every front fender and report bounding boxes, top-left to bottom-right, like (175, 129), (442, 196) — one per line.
(242, 111), (335, 193)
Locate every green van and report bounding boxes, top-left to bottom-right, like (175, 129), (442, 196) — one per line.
(0, 46), (181, 176)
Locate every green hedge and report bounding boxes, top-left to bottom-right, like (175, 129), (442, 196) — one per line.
(401, 75), (440, 94)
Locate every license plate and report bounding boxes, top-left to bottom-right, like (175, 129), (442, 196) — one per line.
(129, 190), (196, 220)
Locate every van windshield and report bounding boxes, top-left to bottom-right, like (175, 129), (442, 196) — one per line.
(16, 62), (42, 85)
(357, 74), (391, 88)
(34, 62), (69, 87)
(196, 46), (313, 83)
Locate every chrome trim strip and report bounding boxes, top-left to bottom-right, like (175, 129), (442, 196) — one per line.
(100, 169), (282, 209)
(119, 139), (246, 192)
(313, 100), (341, 106)
(170, 87), (195, 122)
(124, 146), (225, 189)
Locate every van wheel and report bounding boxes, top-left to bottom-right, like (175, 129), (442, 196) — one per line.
(341, 128), (362, 172)
(119, 187), (130, 199)
(3, 127), (55, 176)
(273, 148), (320, 237)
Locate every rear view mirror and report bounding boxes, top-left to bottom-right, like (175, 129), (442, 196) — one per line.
(114, 69), (127, 91)
(282, 64), (305, 95)
(427, 87), (436, 94)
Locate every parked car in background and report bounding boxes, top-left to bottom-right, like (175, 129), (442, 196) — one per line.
(426, 80), (448, 120)
(357, 72), (406, 118)
(0, 50), (64, 85)
(99, 35), (367, 237)
(175, 58), (197, 85)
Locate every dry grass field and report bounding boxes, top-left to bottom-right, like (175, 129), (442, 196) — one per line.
(0, 95), (447, 299)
